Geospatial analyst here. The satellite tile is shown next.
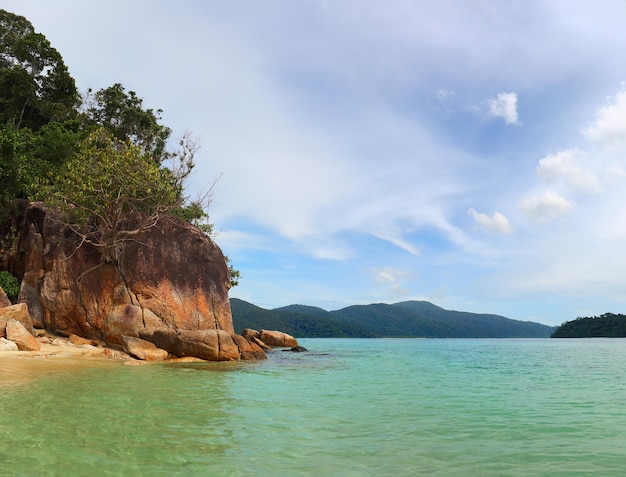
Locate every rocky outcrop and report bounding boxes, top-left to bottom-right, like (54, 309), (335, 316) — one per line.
(1, 201), (265, 361)
(139, 328), (267, 361)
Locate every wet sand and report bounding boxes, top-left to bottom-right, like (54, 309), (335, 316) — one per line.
(0, 335), (128, 387)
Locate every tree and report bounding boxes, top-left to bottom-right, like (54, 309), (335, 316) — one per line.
(37, 128), (185, 270)
(0, 8), (241, 286)
(82, 83), (171, 163)
(0, 9), (79, 130)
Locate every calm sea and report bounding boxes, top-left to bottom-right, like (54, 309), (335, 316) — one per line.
(2, 338), (626, 476)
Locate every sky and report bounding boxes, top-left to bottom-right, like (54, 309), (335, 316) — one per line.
(4, 0), (626, 326)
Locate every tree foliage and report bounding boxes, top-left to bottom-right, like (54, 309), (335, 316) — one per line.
(0, 8), (240, 286)
(0, 270), (19, 302)
(551, 313), (626, 338)
(0, 9), (79, 130)
(82, 83), (171, 162)
(36, 129), (184, 267)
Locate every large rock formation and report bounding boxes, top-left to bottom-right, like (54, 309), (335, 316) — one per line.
(1, 201), (265, 361)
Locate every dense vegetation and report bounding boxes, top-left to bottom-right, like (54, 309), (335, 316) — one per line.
(551, 313), (626, 338)
(0, 9), (238, 285)
(231, 298), (556, 338)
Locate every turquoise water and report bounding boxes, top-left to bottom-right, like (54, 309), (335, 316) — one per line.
(2, 338), (626, 476)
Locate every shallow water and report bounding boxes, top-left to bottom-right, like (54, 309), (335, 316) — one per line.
(2, 338), (626, 476)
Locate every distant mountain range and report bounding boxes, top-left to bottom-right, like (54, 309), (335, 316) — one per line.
(230, 299), (556, 338)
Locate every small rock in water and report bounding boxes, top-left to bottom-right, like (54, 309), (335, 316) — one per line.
(284, 346), (308, 352)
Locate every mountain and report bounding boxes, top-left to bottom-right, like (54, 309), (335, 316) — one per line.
(230, 298), (555, 338)
(230, 299), (376, 338)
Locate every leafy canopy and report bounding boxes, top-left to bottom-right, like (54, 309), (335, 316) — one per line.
(0, 8), (240, 285)
(37, 128), (182, 265)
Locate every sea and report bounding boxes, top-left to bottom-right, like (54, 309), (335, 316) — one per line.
(2, 338), (626, 476)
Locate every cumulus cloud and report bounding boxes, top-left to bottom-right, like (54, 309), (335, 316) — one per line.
(468, 208), (513, 234)
(487, 92), (519, 125)
(537, 149), (602, 193)
(521, 189), (572, 224)
(584, 88), (626, 145)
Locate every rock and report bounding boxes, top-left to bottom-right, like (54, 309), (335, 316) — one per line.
(259, 329), (298, 348)
(69, 334), (94, 346)
(104, 348), (133, 360)
(0, 337), (19, 351)
(0, 286), (11, 308)
(5, 318), (40, 351)
(0, 303), (34, 337)
(122, 335), (169, 361)
(140, 328), (260, 361)
(288, 346), (308, 352)
(241, 328), (260, 340)
(0, 202), (263, 361)
(231, 334), (267, 360)
(17, 223), (45, 328)
(251, 336), (271, 351)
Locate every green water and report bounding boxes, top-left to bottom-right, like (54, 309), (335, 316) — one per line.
(2, 338), (626, 476)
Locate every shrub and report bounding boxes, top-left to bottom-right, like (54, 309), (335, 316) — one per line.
(0, 270), (20, 302)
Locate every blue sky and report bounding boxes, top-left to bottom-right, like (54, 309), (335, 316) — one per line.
(5, 0), (626, 325)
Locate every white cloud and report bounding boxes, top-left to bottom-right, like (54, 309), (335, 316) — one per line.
(537, 149), (602, 193)
(521, 189), (572, 224)
(584, 88), (626, 145)
(487, 92), (520, 125)
(435, 88), (455, 102)
(370, 266), (410, 298)
(468, 208), (513, 234)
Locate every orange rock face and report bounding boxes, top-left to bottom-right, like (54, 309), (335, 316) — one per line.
(4, 202), (261, 361)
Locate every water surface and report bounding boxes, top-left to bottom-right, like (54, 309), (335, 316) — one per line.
(2, 338), (626, 476)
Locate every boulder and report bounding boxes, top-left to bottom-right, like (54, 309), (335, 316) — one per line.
(140, 328), (259, 361)
(5, 318), (40, 351)
(0, 202), (264, 361)
(231, 334), (267, 360)
(0, 286), (11, 308)
(287, 346), (308, 352)
(0, 303), (34, 337)
(122, 335), (169, 361)
(241, 328), (260, 340)
(0, 337), (19, 351)
(259, 329), (298, 348)
(251, 336), (271, 351)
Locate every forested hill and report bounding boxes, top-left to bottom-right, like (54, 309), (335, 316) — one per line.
(551, 313), (626, 338)
(231, 299), (555, 338)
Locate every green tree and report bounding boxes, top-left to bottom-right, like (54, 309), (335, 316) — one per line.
(82, 83), (171, 163)
(0, 9), (79, 130)
(0, 270), (19, 302)
(37, 129), (184, 268)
